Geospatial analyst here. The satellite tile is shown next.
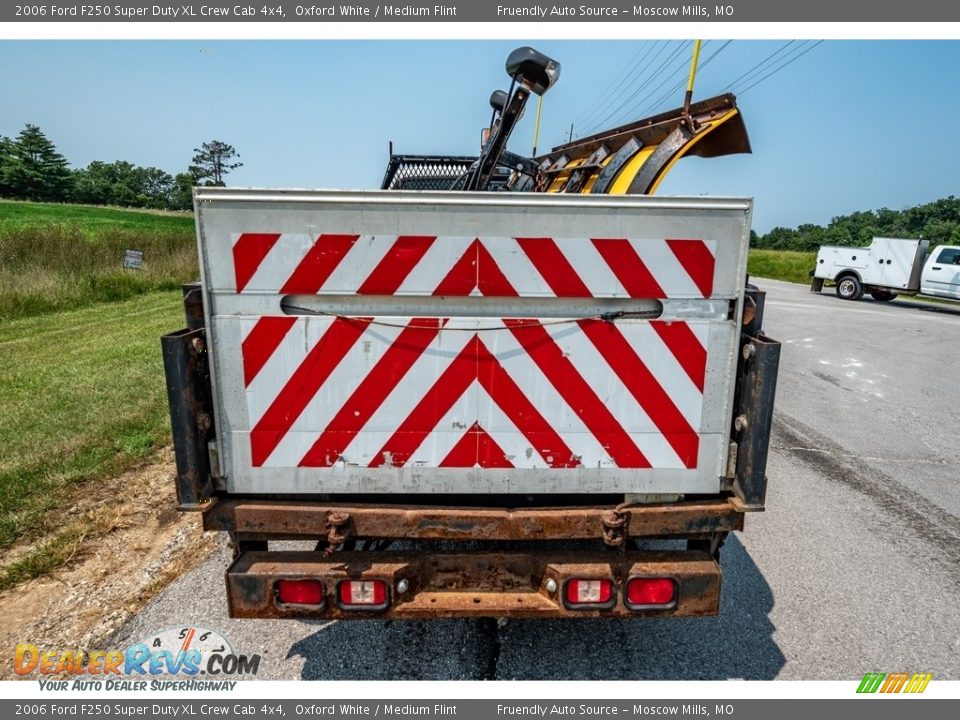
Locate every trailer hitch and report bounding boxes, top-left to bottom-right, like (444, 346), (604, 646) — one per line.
(602, 505), (630, 547)
(324, 511), (353, 557)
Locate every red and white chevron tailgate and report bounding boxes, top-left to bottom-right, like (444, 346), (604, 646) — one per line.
(197, 192), (749, 494)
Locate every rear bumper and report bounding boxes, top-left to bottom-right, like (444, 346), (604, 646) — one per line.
(226, 550), (721, 619)
(205, 498), (744, 542)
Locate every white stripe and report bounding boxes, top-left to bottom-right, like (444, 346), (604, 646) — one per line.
(626, 322), (704, 428)
(318, 234), (398, 294)
(395, 235), (475, 295)
(334, 323), (477, 466)
(261, 318), (408, 468)
(473, 385), (552, 468)
(243, 317), (310, 426)
(546, 324), (686, 468)
(486, 328), (617, 468)
(484, 238), (556, 297)
(552, 236), (629, 297)
(630, 239), (702, 297)
(237, 232), (314, 293)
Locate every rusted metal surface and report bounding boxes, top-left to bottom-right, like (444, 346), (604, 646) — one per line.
(181, 282), (204, 331)
(204, 498), (744, 540)
(732, 332), (781, 511)
(226, 550), (721, 619)
(601, 506), (629, 547)
(323, 511), (351, 557)
(544, 93), (750, 166)
(161, 325), (215, 509)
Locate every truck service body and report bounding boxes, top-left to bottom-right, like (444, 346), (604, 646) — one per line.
(811, 236), (960, 302)
(162, 47), (779, 620)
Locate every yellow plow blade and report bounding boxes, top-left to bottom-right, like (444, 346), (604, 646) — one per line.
(538, 93), (750, 196)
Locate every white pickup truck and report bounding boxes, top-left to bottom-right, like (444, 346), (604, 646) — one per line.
(811, 237), (960, 302)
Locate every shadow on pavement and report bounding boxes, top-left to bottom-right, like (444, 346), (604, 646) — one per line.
(292, 534), (784, 680)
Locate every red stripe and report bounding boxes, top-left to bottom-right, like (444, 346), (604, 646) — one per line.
(439, 422), (514, 469)
(358, 236), (436, 294)
(368, 336), (479, 468)
(505, 320), (651, 468)
(433, 239), (479, 295)
(435, 250), (643, 468)
(297, 319), (445, 467)
(516, 237), (592, 297)
(279, 234), (359, 294)
(591, 239), (666, 298)
(233, 233), (281, 292)
(250, 317), (371, 467)
(650, 321), (707, 393)
(432, 239), (517, 296)
(477, 240), (517, 296)
(241, 316), (297, 387)
(666, 239), (714, 297)
(578, 319), (699, 468)
(475, 341), (580, 468)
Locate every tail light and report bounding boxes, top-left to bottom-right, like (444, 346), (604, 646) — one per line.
(563, 579), (615, 609)
(625, 577), (676, 609)
(337, 580), (390, 611)
(275, 579), (325, 607)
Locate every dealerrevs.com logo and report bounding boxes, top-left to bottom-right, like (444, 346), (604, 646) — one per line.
(14, 626), (260, 691)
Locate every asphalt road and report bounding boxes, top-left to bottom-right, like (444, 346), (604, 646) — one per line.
(114, 278), (960, 680)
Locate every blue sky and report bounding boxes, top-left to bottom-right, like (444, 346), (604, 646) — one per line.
(1, 40), (957, 232)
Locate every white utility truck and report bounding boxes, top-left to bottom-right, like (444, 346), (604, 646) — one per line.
(162, 47), (780, 620)
(811, 237), (960, 302)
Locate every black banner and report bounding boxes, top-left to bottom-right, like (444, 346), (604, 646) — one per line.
(4, 1), (960, 23)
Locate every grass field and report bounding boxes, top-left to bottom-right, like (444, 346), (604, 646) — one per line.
(0, 200), (197, 321)
(0, 201), (196, 589)
(747, 248), (817, 285)
(0, 291), (184, 589)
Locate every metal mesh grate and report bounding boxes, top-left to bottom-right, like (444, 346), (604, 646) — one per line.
(380, 155), (476, 191)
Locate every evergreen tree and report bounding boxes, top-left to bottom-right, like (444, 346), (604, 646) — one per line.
(1, 124), (72, 201)
(0, 135), (13, 196)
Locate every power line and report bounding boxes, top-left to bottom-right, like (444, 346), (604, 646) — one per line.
(587, 40), (691, 134)
(614, 41), (704, 126)
(638, 40), (733, 119)
(735, 40), (823, 95)
(721, 41), (796, 92)
(581, 40), (674, 135)
(573, 42), (659, 129)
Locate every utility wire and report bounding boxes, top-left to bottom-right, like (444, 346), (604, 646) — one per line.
(588, 40), (691, 134)
(735, 40), (823, 95)
(580, 40), (670, 135)
(721, 40), (796, 92)
(573, 42), (659, 130)
(612, 41), (702, 126)
(638, 40), (733, 119)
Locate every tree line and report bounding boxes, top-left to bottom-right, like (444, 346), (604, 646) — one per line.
(753, 196), (960, 251)
(0, 124), (242, 211)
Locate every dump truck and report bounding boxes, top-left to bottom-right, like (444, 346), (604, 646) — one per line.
(162, 47), (780, 619)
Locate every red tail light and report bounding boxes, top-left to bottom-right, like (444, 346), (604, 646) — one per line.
(275, 579), (325, 606)
(337, 580), (389, 610)
(625, 577), (676, 608)
(563, 579), (615, 609)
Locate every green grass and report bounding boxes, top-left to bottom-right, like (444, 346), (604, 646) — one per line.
(0, 200), (197, 321)
(0, 199), (193, 235)
(748, 248), (817, 285)
(0, 291), (183, 573)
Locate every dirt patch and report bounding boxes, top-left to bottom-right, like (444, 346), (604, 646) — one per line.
(0, 448), (218, 679)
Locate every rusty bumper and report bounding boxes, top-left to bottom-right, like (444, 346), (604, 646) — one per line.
(226, 550), (721, 619)
(205, 498), (744, 543)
